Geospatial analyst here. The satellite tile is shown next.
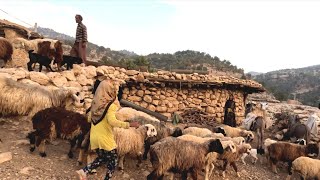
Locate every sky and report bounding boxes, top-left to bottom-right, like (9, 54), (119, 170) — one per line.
(1, 0), (320, 73)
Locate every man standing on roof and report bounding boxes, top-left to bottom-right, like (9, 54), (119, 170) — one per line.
(70, 14), (87, 65)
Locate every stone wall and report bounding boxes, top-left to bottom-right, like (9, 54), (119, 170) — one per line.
(0, 64), (259, 123)
(123, 86), (245, 123)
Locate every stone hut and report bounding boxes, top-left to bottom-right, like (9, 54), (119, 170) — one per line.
(0, 65), (264, 125)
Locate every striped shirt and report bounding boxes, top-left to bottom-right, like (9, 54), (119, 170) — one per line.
(76, 22), (87, 42)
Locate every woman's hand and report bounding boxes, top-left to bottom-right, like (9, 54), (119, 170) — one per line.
(129, 121), (140, 128)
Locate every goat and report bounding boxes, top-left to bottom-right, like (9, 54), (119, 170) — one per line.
(27, 50), (55, 72)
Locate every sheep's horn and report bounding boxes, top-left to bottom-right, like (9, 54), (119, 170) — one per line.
(71, 93), (80, 103)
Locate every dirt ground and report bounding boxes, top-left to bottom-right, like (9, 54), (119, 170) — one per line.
(0, 116), (303, 180)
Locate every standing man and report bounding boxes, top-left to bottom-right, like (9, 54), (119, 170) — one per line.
(70, 14), (87, 65)
(223, 94), (236, 127)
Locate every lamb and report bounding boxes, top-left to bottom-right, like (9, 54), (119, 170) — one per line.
(147, 137), (224, 180)
(27, 50), (55, 72)
(60, 55), (82, 70)
(292, 156), (320, 180)
(0, 75), (82, 118)
(182, 126), (215, 137)
(267, 142), (319, 175)
(114, 124), (157, 170)
(27, 107), (91, 161)
(116, 107), (160, 123)
(241, 148), (258, 165)
(218, 143), (252, 177)
(214, 125), (254, 142)
(220, 136), (246, 145)
(177, 134), (236, 180)
(0, 37), (13, 67)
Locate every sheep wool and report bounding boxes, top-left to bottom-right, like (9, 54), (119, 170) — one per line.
(0, 37), (13, 65)
(292, 156), (320, 179)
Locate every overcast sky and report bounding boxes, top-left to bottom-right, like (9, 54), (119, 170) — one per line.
(1, 0), (320, 73)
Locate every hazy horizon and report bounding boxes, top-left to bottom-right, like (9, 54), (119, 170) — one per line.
(1, 0), (320, 73)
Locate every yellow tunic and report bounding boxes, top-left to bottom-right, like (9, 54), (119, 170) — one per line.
(88, 103), (129, 151)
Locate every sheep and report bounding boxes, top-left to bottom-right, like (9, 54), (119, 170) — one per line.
(0, 37), (13, 67)
(177, 134), (236, 180)
(241, 148), (258, 165)
(114, 124), (157, 170)
(0, 75), (82, 118)
(116, 107), (160, 123)
(214, 125), (254, 142)
(220, 136), (246, 145)
(267, 142), (319, 175)
(182, 126), (215, 137)
(26, 107), (91, 161)
(218, 143), (252, 177)
(147, 137), (224, 180)
(115, 114), (182, 160)
(292, 156), (320, 180)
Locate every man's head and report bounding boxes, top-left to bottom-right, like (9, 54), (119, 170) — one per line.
(75, 14), (83, 23)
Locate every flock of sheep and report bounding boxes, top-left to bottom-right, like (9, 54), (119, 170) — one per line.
(0, 66), (319, 179)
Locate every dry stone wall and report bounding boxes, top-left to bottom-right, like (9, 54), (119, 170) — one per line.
(0, 64), (257, 123)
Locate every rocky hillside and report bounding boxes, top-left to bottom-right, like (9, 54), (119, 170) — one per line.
(35, 27), (245, 76)
(251, 65), (320, 107)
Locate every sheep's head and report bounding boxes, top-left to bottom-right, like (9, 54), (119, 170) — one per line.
(63, 89), (84, 110)
(306, 143), (319, 157)
(242, 143), (252, 155)
(223, 141), (236, 153)
(144, 124), (157, 138)
(214, 127), (226, 136)
(235, 137), (246, 145)
(208, 139), (224, 154)
(244, 131), (254, 142)
(171, 127), (183, 137)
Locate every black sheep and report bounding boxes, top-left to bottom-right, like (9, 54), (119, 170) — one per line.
(27, 50), (55, 72)
(27, 107), (90, 162)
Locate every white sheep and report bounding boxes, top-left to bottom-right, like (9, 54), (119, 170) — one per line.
(182, 126), (214, 137)
(292, 156), (320, 180)
(0, 75), (82, 118)
(116, 107), (160, 123)
(215, 125), (254, 142)
(241, 148), (258, 165)
(220, 136), (246, 145)
(114, 124), (157, 170)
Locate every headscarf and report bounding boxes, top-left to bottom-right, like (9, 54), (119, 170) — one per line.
(90, 79), (120, 125)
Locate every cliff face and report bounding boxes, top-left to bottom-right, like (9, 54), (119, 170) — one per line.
(252, 65), (320, 107)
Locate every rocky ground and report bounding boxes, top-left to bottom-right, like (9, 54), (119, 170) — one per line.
(0, 114), (308, 180)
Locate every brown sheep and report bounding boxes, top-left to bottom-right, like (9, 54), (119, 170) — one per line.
(218, 143), (252, 177)
(147, 137), (224, 180)
(267, 142), (319, 175)
(0, 37), (13, 67)
(27, 107), (90, 163)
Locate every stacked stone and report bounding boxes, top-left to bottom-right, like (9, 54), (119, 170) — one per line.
(0, 65), (256, 121)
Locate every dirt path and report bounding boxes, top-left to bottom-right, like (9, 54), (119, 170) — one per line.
(0, 117), (302, 180)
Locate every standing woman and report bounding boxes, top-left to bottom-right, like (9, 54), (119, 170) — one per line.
(76, 79), (140, 180)
(223, 94), (236, 127)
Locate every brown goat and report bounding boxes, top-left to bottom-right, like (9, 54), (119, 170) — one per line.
(27, 107), (90, 163)
(0, 37), (13, 67)
(267, 142), (319, 175)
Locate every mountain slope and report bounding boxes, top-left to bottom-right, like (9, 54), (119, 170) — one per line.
(252, 65), (320, 106)
(35, 26), (244, 75)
